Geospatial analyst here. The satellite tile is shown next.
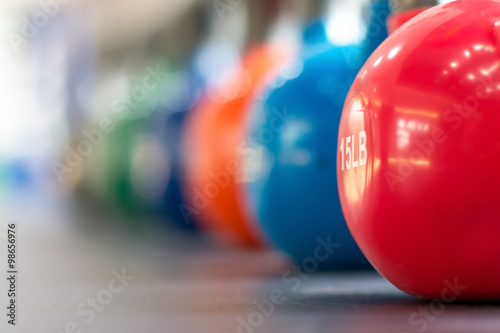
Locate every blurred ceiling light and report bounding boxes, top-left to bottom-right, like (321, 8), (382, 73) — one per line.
(326, 0), (366, 46)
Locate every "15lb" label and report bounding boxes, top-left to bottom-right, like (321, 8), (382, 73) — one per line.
(340, 131), (367, 171)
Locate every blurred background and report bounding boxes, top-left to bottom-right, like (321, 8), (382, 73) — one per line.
(0, 0), (385, 247)
(0, 0), (371, 200)
(0, 0), (461, 332)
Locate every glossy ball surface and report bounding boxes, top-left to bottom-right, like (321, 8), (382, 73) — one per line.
(244, 1), (390, 268)
(338, 0), (500, 299)
(183, 45), (289, 247)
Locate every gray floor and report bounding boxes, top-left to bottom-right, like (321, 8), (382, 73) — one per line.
(2, 191), (500, 333)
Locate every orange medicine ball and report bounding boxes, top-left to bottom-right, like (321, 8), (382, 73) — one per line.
(183, 44), (291, 247)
